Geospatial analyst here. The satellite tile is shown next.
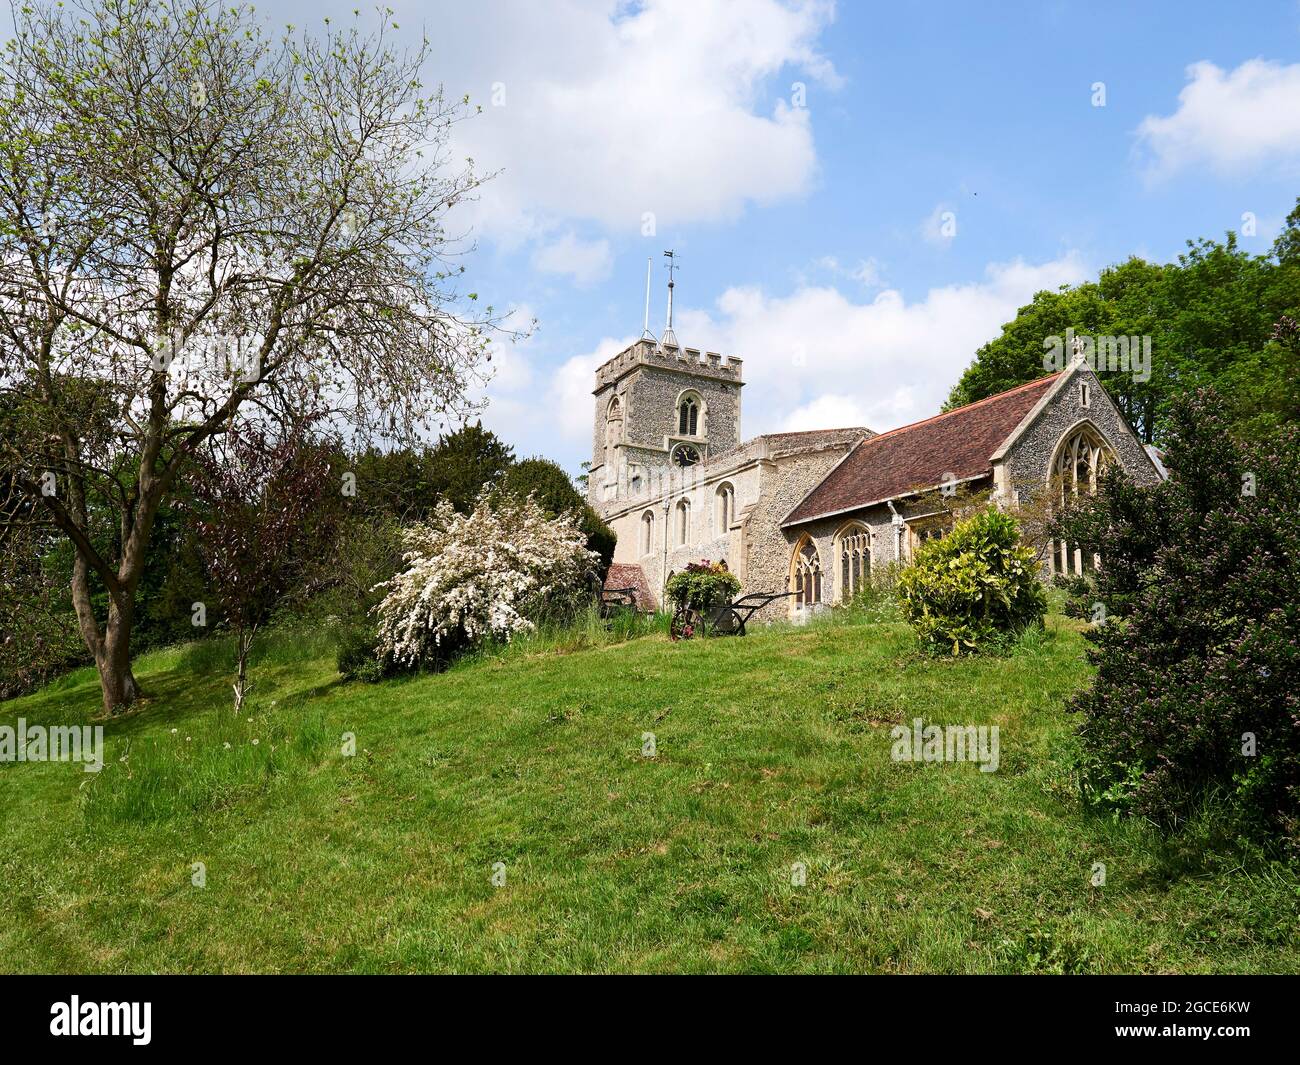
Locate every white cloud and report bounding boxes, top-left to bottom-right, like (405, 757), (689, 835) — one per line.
(1136, 59), (1300, 179)
(531, 233), (613, 286)
(479, 331), (633, 466)
(815, 255), (883, 287)
(434, 0), (839, 240)
(671, 253), (1089, 437)
(548, 337), (631, 443)
(846, 258), (882, 286)
(481, 309), (539, 395)
(779, 392), (869, 431)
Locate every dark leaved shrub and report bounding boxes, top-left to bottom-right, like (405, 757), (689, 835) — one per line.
(1051, 389), (1300, 854)
(336, 624), (388, 683)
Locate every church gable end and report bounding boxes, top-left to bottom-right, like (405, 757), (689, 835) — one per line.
(993, 362), (1161, 505)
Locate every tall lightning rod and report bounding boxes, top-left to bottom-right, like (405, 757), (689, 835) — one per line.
(640, 257), (655, 341)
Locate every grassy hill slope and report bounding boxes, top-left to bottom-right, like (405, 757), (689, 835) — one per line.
(2, 613), (1297, 973)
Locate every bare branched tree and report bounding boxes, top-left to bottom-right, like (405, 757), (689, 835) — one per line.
(0, 0), (507, 712)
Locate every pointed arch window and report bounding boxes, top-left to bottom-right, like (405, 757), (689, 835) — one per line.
(1050, 423), (1111, 577)
(835, 523), (871, 602)
(641, 510), (655, 556)
(675, 498), (690, 547)
(1053, 424), (1108, 508)
(791, 537), (823, 611)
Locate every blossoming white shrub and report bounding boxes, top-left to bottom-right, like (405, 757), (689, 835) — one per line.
(373, 491), (599, 665)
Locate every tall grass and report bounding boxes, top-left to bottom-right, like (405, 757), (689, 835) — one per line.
(788, 566), (903, 631)
(81, 701), (333, 825)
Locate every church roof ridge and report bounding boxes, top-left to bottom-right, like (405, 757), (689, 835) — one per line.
(751, 426), (873, 442)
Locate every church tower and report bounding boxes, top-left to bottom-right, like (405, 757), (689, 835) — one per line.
(589, 254), (744, 513)
(589, 339), (744, 512)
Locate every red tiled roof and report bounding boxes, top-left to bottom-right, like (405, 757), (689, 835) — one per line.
(604, 563), (655, 610)
(782, 373), (1062, 527)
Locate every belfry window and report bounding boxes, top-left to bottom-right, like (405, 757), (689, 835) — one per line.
(678, 394), (700, 436)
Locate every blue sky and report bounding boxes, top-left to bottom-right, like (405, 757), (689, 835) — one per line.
(280, 1), (1300, 473)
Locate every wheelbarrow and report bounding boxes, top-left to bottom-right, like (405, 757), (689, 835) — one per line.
(670, 590), (796, 639)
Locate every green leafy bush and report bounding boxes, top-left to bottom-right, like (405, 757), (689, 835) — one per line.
(897, 509), (1046, 655)
(665, 561), (741, 613)
(305, 515), (407, 681)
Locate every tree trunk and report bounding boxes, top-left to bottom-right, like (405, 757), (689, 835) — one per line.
(97, 640), (142, 715)
(95, 596), (141, 716)
(68, 556), (140, 716)
(68, 462), (163, 715)
(232, 625), (255, 712)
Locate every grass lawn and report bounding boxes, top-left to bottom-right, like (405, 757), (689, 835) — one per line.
(2, 609), (1297, 974)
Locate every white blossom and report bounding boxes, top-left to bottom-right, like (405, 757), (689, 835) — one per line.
(373, 491), (599, 665)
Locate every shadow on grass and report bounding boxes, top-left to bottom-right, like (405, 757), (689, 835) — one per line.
(2, 625), (345, 737)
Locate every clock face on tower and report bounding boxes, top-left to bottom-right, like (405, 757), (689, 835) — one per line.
(672, 444), (701, 468)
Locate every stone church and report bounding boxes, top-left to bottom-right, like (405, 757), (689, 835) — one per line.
(592, 335), (1162, 622)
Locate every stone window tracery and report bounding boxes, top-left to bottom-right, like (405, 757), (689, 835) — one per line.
(834, 524), (871, 602)
(791, 536), (823, 612)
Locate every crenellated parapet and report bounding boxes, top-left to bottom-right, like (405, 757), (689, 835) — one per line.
(593, 339), (743, 392)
